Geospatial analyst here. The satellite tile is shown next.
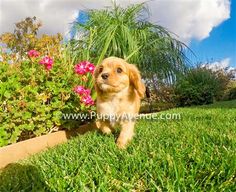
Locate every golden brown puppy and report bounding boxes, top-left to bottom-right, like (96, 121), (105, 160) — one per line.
(94, 57), (145, 149)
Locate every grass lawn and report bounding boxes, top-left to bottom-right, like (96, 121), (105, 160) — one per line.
(0, 100), (236, 191)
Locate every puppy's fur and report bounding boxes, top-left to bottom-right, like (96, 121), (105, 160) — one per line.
(94, 57), (145, 148)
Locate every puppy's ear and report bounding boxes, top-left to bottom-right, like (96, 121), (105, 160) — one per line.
(128, 64), (146, 98)
(93, 65), (102, 92)
(93, 64), (101, 79)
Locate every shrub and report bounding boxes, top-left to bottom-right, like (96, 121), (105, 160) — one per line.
(140, 82), (176, 113)
(0, 16), (99, 147)
(35, 33), (63, 58)
(228, 87), (236, 100)
(223, 80), (236, 100)
(0, 50), (96, 147)
(174, 67), (230, 106)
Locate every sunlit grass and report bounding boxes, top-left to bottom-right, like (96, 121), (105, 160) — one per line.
(0, 100), (235, 191)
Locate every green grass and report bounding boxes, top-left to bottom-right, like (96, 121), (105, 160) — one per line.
(1, 100), (236, 191)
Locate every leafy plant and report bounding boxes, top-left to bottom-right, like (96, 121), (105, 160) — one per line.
(0, 49), (96, 147)
(35, 33), (63, 58)
(223, 80), (236, 100)
(174, 67), (230, 106)
(71, 3), (190, 82)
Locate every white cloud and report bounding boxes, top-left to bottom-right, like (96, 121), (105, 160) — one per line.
(201, 58), (236, 79)
(0, 0), (231, 44)
(149, 0), (230, 43)
(203, 57), (236, 76)
(204, 57), (231, 70)
(0, 0), (142, 38)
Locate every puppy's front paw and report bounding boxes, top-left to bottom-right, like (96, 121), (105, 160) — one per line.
(116, 139), (127, 149)
(101, 127), (112, 135)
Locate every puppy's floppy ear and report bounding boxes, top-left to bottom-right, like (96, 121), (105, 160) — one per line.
(128, 64), (146, 98)
(93, 64), (102, 92)
(93, 64), (101, 79)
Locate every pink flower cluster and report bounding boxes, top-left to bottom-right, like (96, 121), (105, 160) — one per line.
(74, 61), (95, 75)
(27, 49), (54, 71)
(28, 50), (40, 58)
(39, 56), (54, 71)
(27, 49), (94, 108)
(74, 85), (95, 106)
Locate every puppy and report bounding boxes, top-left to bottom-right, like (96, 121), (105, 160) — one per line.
(93, 57), (145, 149)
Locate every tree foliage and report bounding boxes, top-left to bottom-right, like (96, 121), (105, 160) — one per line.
(0, 17), (62, 60)
(71, 3), (190, 82)
(0, 17), (41, 56)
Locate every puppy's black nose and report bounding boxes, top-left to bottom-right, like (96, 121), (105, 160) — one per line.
(101, 73), (109, 80)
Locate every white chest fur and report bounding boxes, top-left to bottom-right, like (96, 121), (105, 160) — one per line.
(96, 87), (134, 126)
(97, 98), (118, 115)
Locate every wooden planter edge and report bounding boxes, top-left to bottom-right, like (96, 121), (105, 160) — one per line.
(0, 123), (96, 169)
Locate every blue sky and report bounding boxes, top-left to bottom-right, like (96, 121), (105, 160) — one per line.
(189, 0), (236, 67)
(0, 0), (235, 70)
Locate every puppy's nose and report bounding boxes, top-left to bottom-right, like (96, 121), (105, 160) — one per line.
(101, 73), (109, 80)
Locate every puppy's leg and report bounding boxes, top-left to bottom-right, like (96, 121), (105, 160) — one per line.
(116, 121), (135, 149)
(96, 120), (113, 134)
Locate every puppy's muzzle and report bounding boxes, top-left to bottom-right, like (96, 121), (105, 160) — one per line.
(101, 73), (109, 80)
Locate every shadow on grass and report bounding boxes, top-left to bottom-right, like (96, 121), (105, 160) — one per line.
(0, 163), (50, 192)
(0, 123), (99, 192)
(65, 121), (98, 139)
(66, 121), (122, 142)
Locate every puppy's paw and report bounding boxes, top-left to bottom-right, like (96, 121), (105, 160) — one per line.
(101, 127), (112, 135)
(116, 139), (127, 149)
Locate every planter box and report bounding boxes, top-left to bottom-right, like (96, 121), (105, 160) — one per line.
(0, 123), (96, 169)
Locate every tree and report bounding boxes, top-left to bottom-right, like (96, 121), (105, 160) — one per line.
(0, 17), (41, 57)
(71, 3), (191, 83)
(0, 17), (63, 60)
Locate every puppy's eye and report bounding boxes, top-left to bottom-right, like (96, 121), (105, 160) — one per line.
(99, 67), (103, 73)
(117, 68), (122, 73)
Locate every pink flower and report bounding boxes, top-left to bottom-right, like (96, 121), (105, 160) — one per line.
(73, 85), (94, 106)
(74, 61), (95, 75)
(83, 89), (91, 96)
(74, 86), (86, 95)
(74, 61), (87, 75)
(73, 85), (91, 96)
(45, 63), (53, 70)
(81, 95), (95, 106)
(39, 56), (53, 65)
(86, 63), (95, 73)
(39, 56), (54, 71)
(28, 50), (40, 58)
